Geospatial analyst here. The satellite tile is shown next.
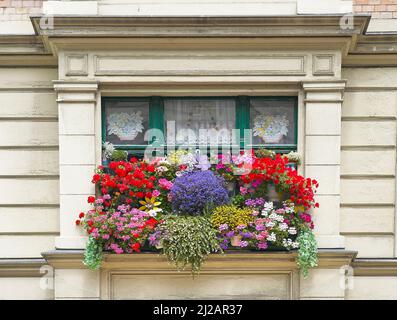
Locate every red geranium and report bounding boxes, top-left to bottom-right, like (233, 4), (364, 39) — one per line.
(89, 160), (163, 209)
(239, 154), (318, 210)
(87, 196), (96, 204)
(131, 242), (141, 252)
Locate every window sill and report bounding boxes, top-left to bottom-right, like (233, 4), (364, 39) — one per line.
(41, 249), (357, 270)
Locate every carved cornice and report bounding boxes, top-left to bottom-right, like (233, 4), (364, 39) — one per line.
(0, 35), (57, 67)
(1, 15), (397, 67)
(29, 15), (370, 38)
(352, 259), (397, 276)
(0, 258), (47, 277)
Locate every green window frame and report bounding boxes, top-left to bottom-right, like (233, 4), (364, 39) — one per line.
(102, 96), (298, 158)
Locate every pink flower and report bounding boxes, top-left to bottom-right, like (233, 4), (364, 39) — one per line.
(114, 248), (123, 254)
(159, 178), (173, 190)
(152, 190), (161, 197)
(258, 242), (268, 250)
(240, 187), (247, 195)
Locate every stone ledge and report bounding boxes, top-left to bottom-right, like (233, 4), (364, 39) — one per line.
(41, 249), (357, 270)
(352, 259), (397, 276)
(0, 258), (47, 277)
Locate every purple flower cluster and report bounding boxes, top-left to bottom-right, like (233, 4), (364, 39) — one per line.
(170, 170), (229, 215)
(245, 198), (265, 208)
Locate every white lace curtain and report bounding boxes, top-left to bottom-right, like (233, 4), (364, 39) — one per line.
(164, 99), (236, 145)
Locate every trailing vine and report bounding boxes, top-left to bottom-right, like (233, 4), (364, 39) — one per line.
(83, 235), (103, 270)
(296, 228), (318, 278)
(158, 215), (222, 276)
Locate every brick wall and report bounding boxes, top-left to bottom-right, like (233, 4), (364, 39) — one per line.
(353, 0), (397, 18)
(0, 0), (43, 21)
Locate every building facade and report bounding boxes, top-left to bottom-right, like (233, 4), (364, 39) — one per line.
(1, 0), (397, 300)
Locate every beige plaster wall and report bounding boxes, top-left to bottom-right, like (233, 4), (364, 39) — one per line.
(0, 67), (59, 259)
(341, 67), (397, 258)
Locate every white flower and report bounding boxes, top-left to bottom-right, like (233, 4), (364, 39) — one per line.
(279, 223), (288, 231)
(286, 151), (301, 164)
(263, 202), (274, 212)
(232, 152), (254, 165)
(288, 227), (297, 235)
(179, 153), (197, 166)
(284, 202), (295, 214)
(265, 221), (275, 228)
(292, 241), (299, 249)
(269, 212), (284, 222)
(147, 208), (162, 217)
(155, 166), (169, 173)
(267, 232), (277, 242)
(102, 141), (115, 159)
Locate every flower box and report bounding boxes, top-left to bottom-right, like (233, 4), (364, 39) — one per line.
(77, 149), (319, 277)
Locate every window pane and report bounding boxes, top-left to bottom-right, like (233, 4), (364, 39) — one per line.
(250, 99), (296, 146)
(164, 99), (236, 145)
(105, 100), (149, 145)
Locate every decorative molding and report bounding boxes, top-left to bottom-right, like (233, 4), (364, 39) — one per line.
(104, 270), (299, 300)
(0, 258), (47, 277)
(53, 81), (98, 103)
(1, 16), (397, 68)
(0, 35), (56, 67)
(352, 259), (397, 276)
(343, 54), (397, 67)
(312, 54), (335, 76)
(65, 54), (88, 77)
(53, 80), (98, 92)
(302, 80), (346, 91)
(42, 249), (357, 270)
(30, 15), (370, 38)
(94, 53), (306, 76)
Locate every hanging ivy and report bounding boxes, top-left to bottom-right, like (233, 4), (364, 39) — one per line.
(296, 228), (318, 278)
(83, 235), (103, 270)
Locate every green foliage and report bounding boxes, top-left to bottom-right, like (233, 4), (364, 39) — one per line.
(111, 149), (128, 161)
(83, 235), (103, 270)
(296, 228), (318, 278)
(211, 205), (254, 230)
(231, 194), (245, 207)
(254, 148), (276, 159)
(159, 215), (221, 275)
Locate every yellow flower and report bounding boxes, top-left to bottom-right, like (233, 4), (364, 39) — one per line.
(139, 197), (162, 217)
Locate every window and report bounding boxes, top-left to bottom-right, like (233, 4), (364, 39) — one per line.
(164, 98), (236, 146)
(102, 96), (297, 159)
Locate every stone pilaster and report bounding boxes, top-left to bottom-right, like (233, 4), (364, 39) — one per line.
(53, 81), (98, 249)
(303, 81), (346, 249)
